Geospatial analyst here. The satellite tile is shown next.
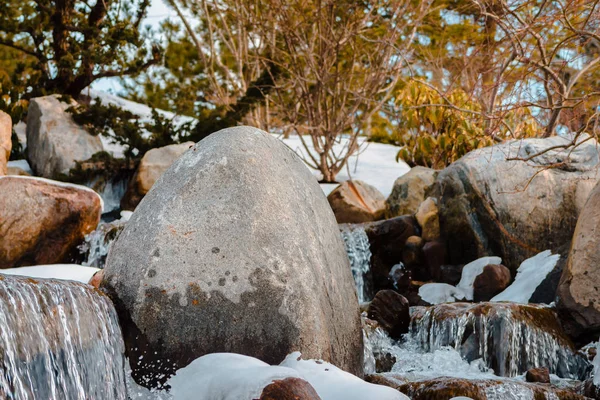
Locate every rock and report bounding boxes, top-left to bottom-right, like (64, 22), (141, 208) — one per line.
(0, 110), (11, 176)
(584, 379), (600, 399)
(388, 264), (411, 292)
(0, 176), (102, 268)
(402, 236), (424, 267)
(525, 367), (550, 383)
(6, 166), (31, 176)
(365, 216), (419, 291)
(367, 290), (410, 339)
(327, 180), (386, 223)
(423, 240), (448, 281)
(88, 269), (104, 288)
(437, 264), (464, 286)
(260, 377), (322, 400)
(529, 243), (569, 304)
(101, 127), (363, 387)
(557, 179), (600, 340)
(434, 135), (600, 271)
(472, 264), (511, 302)
(26, 95), (103, 178)
(410, 302), (588, 378)
(121, 142), (194, 210)
(386, 167), (437, 218)
(415, 197), (440, 241)
(367, 375), (588, 400)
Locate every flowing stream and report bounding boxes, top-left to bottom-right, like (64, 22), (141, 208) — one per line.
(0, 275), (127, 400)
(341, 225), (373, 303)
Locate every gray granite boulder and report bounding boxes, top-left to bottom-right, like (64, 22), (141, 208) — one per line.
(102, 126), (363, 387)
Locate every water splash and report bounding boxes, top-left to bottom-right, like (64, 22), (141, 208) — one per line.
(79, 211), (131, 268)
(0, 275), (126, 399)
(340, 225), (373, 303)
(408, 303), (588, 379)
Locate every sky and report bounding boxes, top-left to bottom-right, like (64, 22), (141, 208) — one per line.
(92, 0), (175, 93)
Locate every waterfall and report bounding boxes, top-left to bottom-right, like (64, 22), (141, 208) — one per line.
(341, 226), (373, 303)
(408, 303), (589, 379)
(79, 211), (131, 268)
(0, 275), (127, 399)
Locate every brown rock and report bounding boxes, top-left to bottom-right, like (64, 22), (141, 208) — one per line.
(557, 179), (600, 339)
(526, 367), (550, 383)
(0, 110), (11, 176)
(437, 264), (464, 286)
(122, 142), (194, 210)
(6, 166), (31, 176)
(259, 377), (321, 400)
(328, 180), (386, 223)
(0, 176), (102, 268)
(472, 264), (511, 302)
(367, 290), (410, 339)
(423, 240), (448, 281)
(402, 236), (424, 267)
(365, 216), (419, 291)
(88, 269), (104, 288)
(415, 197), (440, 241)
(386, 166), (437, 218)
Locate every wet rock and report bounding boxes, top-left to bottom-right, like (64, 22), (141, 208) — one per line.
(437, 264), (464, 286)
(557, 180), (600, 340)
(402, 236), (424, 267)
(529, 243), (569, 304)
(101, 127), (363, 387)
(423, 240), (448, 281)
(367, 290), (410, 339)
(0, 176), (102, 268)
(415, 197), (440, 241)
(365, 216), (419, 291)
(584, 379), (600, 399)
(525, 367), (550, 383)
(409, 302), (588, 378)
(121, 142), (194, 210)
(259, 377), (322, 400)
(88, 269), (104, 288)
(389, 264), (411, 292)
(26, 95), (103, 179)
(367, 375), (588, 400)
(386, 167), (437, 218)
(0, 110), (11, 175)
(472, 264), (511, 302)
(327, 180), (386, 223)
(433, 134), (600, 272)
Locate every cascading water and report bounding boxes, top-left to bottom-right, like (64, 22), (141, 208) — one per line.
(340, 225), (373, 303)
(0, 274), (127, 399)
(79, 211), (131, 268)
(408, 302), (589, 379)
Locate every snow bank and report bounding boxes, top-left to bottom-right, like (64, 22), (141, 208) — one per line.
(163, 352), (408, 400)
(278, 135), (409, 197)
(0, 264), (99, 284)
(491, 250), (559, 303)
(281, 351), (409, 400)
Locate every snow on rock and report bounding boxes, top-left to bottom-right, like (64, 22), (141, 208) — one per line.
(279, 135), (409, 197)
(419, 283), (466, 305)
(162, 352), (408, 400)
(492, 250), (560, 303)
(0, 264), (100, 284)
(456, 256), (502, 301)
(167, 353), (301, 400)
(280, 352), (409, 400)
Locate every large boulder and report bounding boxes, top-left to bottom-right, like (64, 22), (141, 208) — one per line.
(327, 180), (386, 223)
(434, 135), (600, 271)
(121, 141), (194, 210)
(101, 127), (363, 387)
(386, 166), (437, 218)
(0, 176), (102, 268)
(0, 110), (11, 175)
(557, 180), (600, 340)
(26, 95), (103, 178)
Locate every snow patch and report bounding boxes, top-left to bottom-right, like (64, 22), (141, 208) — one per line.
(457, 256), (502, 301)
(491, 250), (559, 303)
(419, 283), (466, 305)
(0, 264), (99, 284)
